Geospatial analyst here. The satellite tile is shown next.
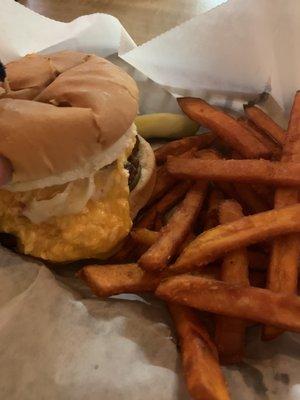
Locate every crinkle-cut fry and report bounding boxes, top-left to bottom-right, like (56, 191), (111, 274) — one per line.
(178, 97), (272, 159)
(139, 180), (208, 272)
(131, 228), (160, 247)
(156, 275), (300, 333)
(154, 132), (215, 164)
(233, 183), (269, 214)
(149, 148), (196, 204)
(244, 104), (286, 145)
(168, 304), (230, 400)
(137, 181), (191, 229)
(170, 203), (300, 274)
(167, 157), (300, 187)
(238, 117), (281, 159)
(264, 91), (300, 340)
(215, 200), (249, 364)
(78, 264), (161, 297)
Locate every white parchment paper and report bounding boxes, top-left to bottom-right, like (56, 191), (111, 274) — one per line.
(1, 1), (300, 399)
(122, 0), (300, 113)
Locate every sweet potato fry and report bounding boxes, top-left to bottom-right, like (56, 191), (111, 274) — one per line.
(137, 181), (191, 229)
(264, 91), (300, 340)
(167, 157), (300, 186)
(178, 231), (196, 254)
(79, 264), (161, 297)
(112, 202), (162, 261)
(197, 264), (221, 280)
(148, 164), (176, 204)
(218, 202), (249, 280)
(154, 217), (163, 230)
(112, 181), (192, 262)
(251, 184), (274, 208)
(156, 275), (300, 333)
(154, 132), (215, 164)
(136, 231), (196, 262)
(248, 250), (268, 270)
(249, 270), (266, 288)
(214, 182), (268, 215)
(79, 264), (219, 298)
(109, 238), (137, 263)
(170, 203), (300, 274)
(229, 148), (275, 209)
(265, 193), (300, 330)
(244, 104), (286, 145)
(155, 181), (192, 214)
(178, 97), (271, 159)
(195, 148), (222, 160)
(131, 228), (160, 247)
(139, 149), (219, 271)
(149, 149), (196, 204)
(212, 153), (271, 212)
(214, 182), (238, 201)
(203, 189), (223, 230)
(214, 201), (249, 364)
(168, 304), (230, 400)
(134, 206), (157, 229)
(139, 180), (208, 272)
(135, 208), (158, 230)
(238, 117), (281, 159)
(233, 183), (269, 214)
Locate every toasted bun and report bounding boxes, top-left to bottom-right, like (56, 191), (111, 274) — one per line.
(0, 51), (138, 186)
(130, 136), (156, 218)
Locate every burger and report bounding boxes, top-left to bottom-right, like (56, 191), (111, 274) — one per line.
(0, 51), (156, 262)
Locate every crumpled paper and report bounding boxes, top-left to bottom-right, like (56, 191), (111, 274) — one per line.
(122, 0), (300, 113)
(1, 1), (300, 399)
(0, 248), (188, 400)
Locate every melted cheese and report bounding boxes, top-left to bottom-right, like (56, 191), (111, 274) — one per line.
(0, 143), (135, 262)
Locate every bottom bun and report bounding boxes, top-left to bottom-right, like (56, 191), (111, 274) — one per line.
(0, 136), (155, 263)
(129, 136), (156, 218)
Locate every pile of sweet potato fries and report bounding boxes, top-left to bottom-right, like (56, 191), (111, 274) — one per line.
(79, 91), (300, 400)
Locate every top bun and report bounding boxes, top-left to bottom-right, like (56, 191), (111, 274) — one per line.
(0, 51), (139, 186)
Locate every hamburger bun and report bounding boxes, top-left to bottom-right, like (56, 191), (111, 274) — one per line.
(0, 51), (156, 262)
(0, 51), (139, 189)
